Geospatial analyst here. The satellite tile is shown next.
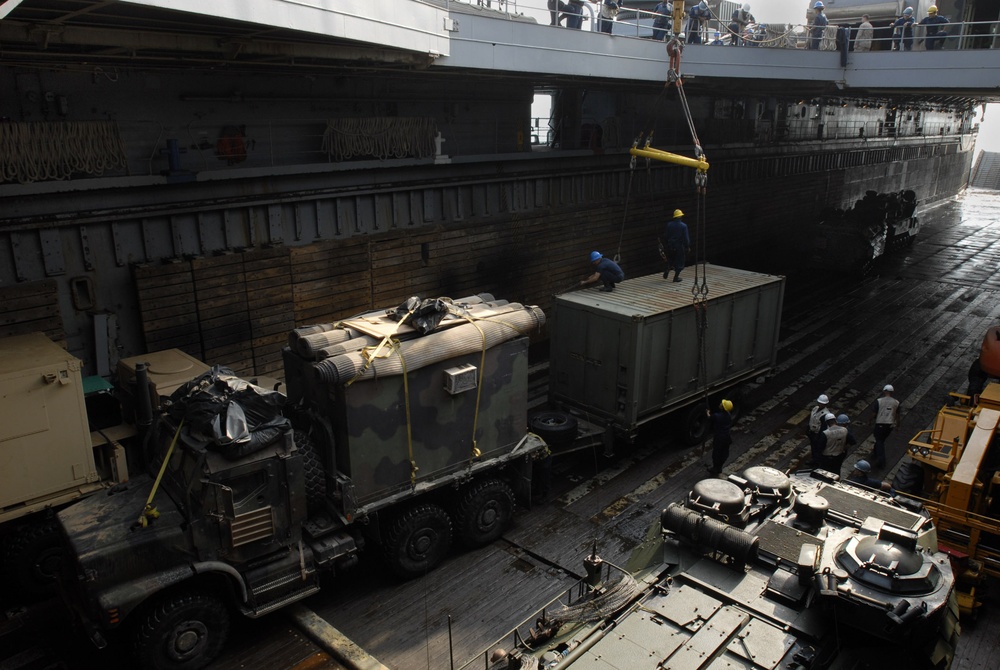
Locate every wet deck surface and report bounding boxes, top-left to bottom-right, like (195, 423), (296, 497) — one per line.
(3, 188), (1000, 669)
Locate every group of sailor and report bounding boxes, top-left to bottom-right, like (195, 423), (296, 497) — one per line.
(806, 384), (900, 478)
(811, 2), (950, 52)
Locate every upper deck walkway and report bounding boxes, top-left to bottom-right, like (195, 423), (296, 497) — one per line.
(1, 0), (997, 100)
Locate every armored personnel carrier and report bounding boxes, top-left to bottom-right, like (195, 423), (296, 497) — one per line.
(464, 466), (960, 669)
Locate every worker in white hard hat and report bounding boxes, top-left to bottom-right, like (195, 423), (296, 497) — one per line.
(892, 7), (916, 51)
(809, 2), (828, 50)
(855, 14), (873, 52)
(706, 398), (735, 475)
(728, 2), (754, 46)
(919, 5), (949, 51)
(869, 384), (899, 468)
(819, 413), (856, 476)
(660, 208), (690, 283)
(807, 393), (831, 465)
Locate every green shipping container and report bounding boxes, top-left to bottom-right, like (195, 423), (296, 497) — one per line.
(549, 264), (785, 435)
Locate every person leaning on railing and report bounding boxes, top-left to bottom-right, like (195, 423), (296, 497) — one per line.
(919, 5), (949, 50)
(892, 7), (915, 51)
(808, 1), (828, 50)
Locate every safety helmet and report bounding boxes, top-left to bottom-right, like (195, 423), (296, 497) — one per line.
(816, 394), (829, 404)
(928, 5), (938, 13)
(836, 414), (850, 425)
(742, 3), (751, 11)
(883, 384), (894, 393)
(714, 31), (721, 37)
(813, 1), (824, 9)
(721, 399), (734, 412)
(903, 7), (913, 15)
(589, 251), (602, 262)
(855, 459), (872, 473)
(698, 1), (707, 9)
(673, 208), (684, 218)
(823, 412), (836, 422)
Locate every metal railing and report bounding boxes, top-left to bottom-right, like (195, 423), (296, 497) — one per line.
(465, 1), (1000, 51)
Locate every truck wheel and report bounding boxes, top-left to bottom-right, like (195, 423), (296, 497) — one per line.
(455, 479), (515, 548)
(383, 504), (453, 579)
(678, 403), (711, 446)
(0, 519), (64, 599)
(892, 460), (925, 496)
(294, 430), (327, 512)
(529, 411), (578, 447)
(133, 590), (230, 670)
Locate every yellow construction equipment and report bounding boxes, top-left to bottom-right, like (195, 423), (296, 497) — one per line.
(901, 382), (1000, 618)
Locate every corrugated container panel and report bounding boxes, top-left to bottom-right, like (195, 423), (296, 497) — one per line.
(549, 265), (785, 432)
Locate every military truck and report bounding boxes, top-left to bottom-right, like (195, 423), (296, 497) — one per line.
(461, 466), (960, 669)
(57, 294), (547, 669)
(0, 333), (211, 599)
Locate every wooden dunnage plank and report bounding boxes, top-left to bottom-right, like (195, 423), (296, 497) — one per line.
(0, 279), (65, 343)
(134, 261), (201, 356)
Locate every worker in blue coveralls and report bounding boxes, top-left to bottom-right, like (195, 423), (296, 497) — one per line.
(687, 1), (710, 44)
(706, 399), (735, 475)
(652, 1), (671, 41)
(661, 208), (690, 282)
(893, 7), (915, 51)
(580, 251), (625, 292)
(809, 2), (828, 50)
(919, 5), (949, 50)
(846, 460), (891, 491)
(563, 1), (585, 30)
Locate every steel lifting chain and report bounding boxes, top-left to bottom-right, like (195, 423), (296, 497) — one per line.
(667, 38), (712, 414)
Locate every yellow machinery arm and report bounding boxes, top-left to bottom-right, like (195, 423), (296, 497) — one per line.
(629, 145), (709, 173)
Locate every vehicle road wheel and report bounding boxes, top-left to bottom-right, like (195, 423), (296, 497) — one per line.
(678, 402), (711, 446)
(455, 479), (515, 548)
(0, 519), (64, 600)
(133, 590), (230, 670)
(892, 460), (925, 496)
(383, 504), (453, 579)
(529, 411), (578, 447)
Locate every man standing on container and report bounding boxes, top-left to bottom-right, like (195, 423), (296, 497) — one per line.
(661, 209), (690, 283)
(870, 384), (899, 468)
(855, 14), (873, 52)
(809, 2), (828, 50)
(580, 251), (624, 292)
(919, 6), (949, 50)
(707, 399), (734, 475)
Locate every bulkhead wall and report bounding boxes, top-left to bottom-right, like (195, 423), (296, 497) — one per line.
(0, 65), (975, 374)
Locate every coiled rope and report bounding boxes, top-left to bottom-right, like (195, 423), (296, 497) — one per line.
(321, 117), (436, 161)
(0, 121), (128, 184)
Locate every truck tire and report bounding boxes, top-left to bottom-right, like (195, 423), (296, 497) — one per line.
(0, 519), (63, 599)
(455, 479), (515, 548)
(133, 590), (230, 670)
(529, 411), (578, 447)
(383, 504), (453, 579)
(892, 460), (925, 496)
(294, 430), (328, 512)
(678, 402), (711, 446)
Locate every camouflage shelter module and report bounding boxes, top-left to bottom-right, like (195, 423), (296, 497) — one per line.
(284, 294), (546, 509)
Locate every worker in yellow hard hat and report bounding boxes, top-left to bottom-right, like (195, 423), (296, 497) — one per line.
(919, 5), (949, 50)
(660, 208), (690, 283)
(706, 399), (734, 475)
